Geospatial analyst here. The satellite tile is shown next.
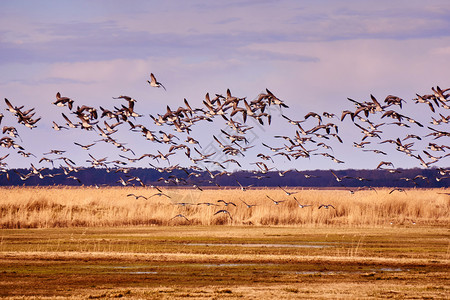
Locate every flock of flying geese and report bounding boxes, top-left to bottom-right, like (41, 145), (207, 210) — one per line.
(0, 73), (449, 222)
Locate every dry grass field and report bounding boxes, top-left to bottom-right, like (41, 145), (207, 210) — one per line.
(0, 226), (449, 299)
(0, 187), (449, 299)
(0, 186), (448, 228)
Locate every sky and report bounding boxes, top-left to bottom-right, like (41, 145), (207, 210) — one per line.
(0, 0), (449, 172)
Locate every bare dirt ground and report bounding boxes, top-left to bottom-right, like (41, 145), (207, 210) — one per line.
(0, 226), (449, 299)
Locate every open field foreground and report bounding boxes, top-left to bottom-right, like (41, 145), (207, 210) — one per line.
(0, 187), (449, 299)
(0, 187), (449, 228)
(0, 226), (449, 299)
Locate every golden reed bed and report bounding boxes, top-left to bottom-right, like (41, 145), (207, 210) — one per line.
(0, 186), (448, 228)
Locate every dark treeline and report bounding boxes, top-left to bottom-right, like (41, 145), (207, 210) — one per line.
(1, 167), (448, 188)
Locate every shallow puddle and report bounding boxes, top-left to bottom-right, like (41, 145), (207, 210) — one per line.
(292, 267), (407, 275)
(200, 263), (262, 267)
(185, 243), (329, 248)
(378, 268), (404, 272)
(87, 263), (408, 277)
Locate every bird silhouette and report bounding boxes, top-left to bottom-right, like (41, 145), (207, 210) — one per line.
(318, 204), (335, 209)
(127, 193), (148, 200)
(169, 214), (190, 222)
(149, 192), (171, 199)
(217, 199), (237, 207)
(239, 198), (257, 208)
(277, 185), (297, 196)
(214, 209), (233, 220)
(293, 197), (312, 208)
(266, 195), (285, 205)
(147, 73), (166, 90)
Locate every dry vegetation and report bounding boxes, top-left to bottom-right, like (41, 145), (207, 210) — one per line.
(1, 186), (448, 228)
(1, 226), (449, 299)
(1, 187), (448, 299)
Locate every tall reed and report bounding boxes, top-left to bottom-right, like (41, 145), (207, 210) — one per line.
(0, 186), (448, 228)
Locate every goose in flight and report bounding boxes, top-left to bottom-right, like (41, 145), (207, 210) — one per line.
(197, 202), (218, 206)
(435, 176), (450, 182)
(214, 209), (233, 220)
(222, 158), (242, 168)
(240, 198), (257, 208)
(330, 170), (352, 182)
(265, 88), (288, 108)
(62, 113), (78, 128)
(217, 199), (237, 207)
(147, 73), (166, 90)
(428, 143), (450, 152)
(276, 169), (290, 177)
(0, 153), (8, 165)
(389, 188), (407, 194)
(43, 149), (66, 155)
(323, 112), (337, 119)
(303, 174), (319, 179)
(236, 180), (253, 191)
(14, 170), (32, 181)
(376, 161), (394, 169)
(2, 126), (21, 140)
(53, 92), (74, 110)
(277, 185), (297, 196)
(204, 160), (226, 169)
(282, 114), (304, 125)
(186, 136), (201, 148)
(67, 175), (81, 183)
(256, 153), (273, 162)
(86, 153), (107, 167)
(126, 194), (148, 200)
(252, 161), (272, 174)
(17, 151), (36, 158)
(304, 112), (322, 124)
(293, 197), (312, 208)
(112, 95), (137, 104)
(266, 195), (285, 205)
(174, 202), (194, 207)
(192, 184), (203, 191)
(149, 192), (171, 199)
(4, 98), (23, 115)
(318, 204), (335, 209)
(353, 141), (370, 148)
(170, 214), (190, 222)
(74, 142), (96, 150)
(52, 121), (68, 131)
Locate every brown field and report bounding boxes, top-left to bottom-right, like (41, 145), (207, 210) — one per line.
(0, 187), (449, 299)
(0, 186), (449, 228)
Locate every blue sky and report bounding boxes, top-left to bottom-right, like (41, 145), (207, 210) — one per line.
(1, 1), (449, 171)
